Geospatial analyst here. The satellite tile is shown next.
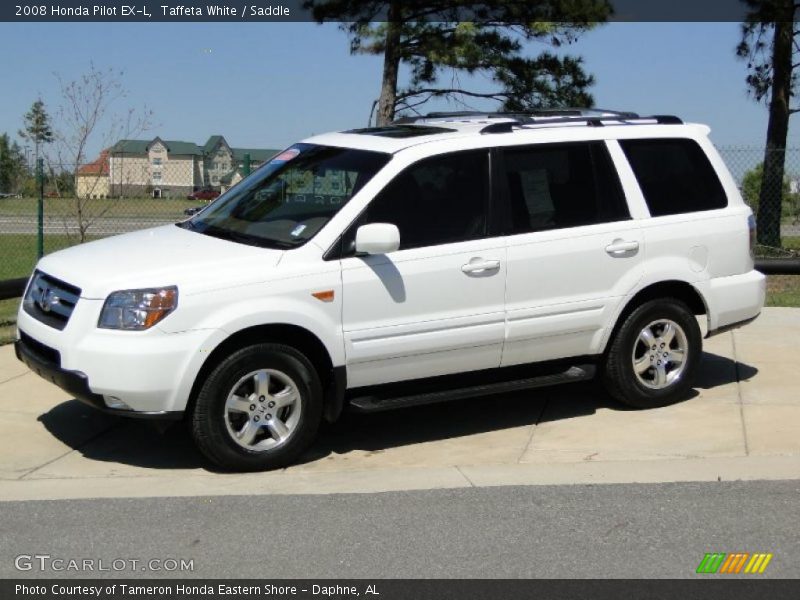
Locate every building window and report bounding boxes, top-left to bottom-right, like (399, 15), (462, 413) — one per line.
(152, 172), (162, 182)
(152, 158), (162, 165)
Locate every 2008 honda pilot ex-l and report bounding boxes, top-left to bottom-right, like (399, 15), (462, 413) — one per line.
(15, 110), (766, 471)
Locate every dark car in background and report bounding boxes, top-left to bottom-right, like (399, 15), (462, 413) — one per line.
(187, 189), (220, 201)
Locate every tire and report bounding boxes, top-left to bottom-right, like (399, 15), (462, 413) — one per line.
(190, 343), (323, 471)
(603, 298), (702, 409)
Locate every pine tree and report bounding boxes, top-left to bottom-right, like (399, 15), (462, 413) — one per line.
(19, 99), (54, 164)
(305, 1), (611, 124)
(737, 0), (798, 248)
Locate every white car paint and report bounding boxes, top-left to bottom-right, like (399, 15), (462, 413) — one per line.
(16, 118), (766, 414)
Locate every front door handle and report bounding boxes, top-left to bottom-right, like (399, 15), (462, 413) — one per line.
(461, 258), (501, 274)
(605, 240), (639, 255)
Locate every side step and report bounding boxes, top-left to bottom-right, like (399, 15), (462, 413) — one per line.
(348, 365), (596, 414)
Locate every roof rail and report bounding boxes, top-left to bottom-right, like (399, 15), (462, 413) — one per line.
(393, 110), (684, 134)
(394, 111), (534, 124)
(475, 114), (685, 134)
(394, 108), (643, 125)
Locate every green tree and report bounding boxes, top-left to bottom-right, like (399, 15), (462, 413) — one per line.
(18, 99), (54, 164)
(741, 161), (791, 215)
(0, 133), (27, 193)
(305, 1), (612, 125)
(737, 0), (798, 247)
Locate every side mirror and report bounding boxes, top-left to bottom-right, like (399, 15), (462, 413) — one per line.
(355, 223), (400, 255)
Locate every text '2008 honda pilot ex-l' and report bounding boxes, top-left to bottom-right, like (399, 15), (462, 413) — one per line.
(15, 109), (766, 471)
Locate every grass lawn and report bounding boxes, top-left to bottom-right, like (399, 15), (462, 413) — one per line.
(0, 234), (98, 280)
(0, 298), (19, 346)
(0, 196), (202, 219)
(783, 236), (800, 252)
(766, 275), (800, 307)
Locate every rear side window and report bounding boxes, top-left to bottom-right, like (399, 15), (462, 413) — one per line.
(502, 142), (629, 235)
(619, 138), (727, 217)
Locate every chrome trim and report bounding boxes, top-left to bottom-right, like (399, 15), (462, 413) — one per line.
(23, 271), (81, 330)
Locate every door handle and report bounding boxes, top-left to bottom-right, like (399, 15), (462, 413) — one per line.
(461, 258), (501, 274)
(605, 240), (639, 255)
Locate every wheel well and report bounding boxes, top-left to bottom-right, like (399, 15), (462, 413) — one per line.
(606, 281), (707, 353)
(185, 324), (334, 416)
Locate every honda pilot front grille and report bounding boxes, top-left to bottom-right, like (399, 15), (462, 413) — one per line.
(22, 271), (82, 331)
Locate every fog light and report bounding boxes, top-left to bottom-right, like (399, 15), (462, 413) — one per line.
(104, 396), (132, 411)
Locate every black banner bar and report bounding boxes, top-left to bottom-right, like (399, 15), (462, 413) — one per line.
(3, 579), (800, 600)
(0, 0), (766, 23)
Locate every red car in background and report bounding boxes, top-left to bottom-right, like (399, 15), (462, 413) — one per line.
(187, 189), (220, 201)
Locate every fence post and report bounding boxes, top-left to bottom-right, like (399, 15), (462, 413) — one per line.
(242, 153), (250, 177)
(36, 157), (44, 259)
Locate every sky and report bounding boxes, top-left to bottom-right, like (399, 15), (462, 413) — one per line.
(0, 21), (793, 163)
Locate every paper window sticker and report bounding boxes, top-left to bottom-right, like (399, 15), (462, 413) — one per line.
(519, 169), (555, 217)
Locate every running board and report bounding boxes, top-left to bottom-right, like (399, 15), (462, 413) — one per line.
(348, 365), (596, 414)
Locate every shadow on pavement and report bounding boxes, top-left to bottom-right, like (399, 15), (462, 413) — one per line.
(35, 351), (756, 472)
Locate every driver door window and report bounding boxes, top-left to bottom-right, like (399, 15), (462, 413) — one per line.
(357, 150), (490, 250)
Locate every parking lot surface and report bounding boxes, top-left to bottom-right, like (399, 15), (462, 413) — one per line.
(1, 308), (799, 502)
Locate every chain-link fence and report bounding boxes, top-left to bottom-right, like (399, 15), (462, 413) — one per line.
(2, 147), (800, 284)
(717, 146), (800, 258)
(0, 160), (239, 282)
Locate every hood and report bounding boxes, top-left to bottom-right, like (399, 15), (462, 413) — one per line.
(36, 225), (284, 299)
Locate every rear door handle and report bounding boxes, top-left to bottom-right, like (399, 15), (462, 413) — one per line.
(605, 240), (639, 255)
(461, 258), (501, 274)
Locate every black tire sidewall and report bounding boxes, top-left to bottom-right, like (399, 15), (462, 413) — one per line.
(607, 299), (702, 407)
(192, 344), (322, 471)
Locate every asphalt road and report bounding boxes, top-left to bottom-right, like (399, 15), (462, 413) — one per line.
(1, 480), (798, 579)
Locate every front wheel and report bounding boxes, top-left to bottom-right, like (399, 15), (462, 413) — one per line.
(603, 299), (702, 408)
(190, 343), (323, 471)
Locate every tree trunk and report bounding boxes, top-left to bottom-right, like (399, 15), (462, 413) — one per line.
(758, 16), (793, 248)
(376, 2), (402, 126)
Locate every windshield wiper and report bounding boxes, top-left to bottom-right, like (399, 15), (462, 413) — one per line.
(197, 225), (295, 250)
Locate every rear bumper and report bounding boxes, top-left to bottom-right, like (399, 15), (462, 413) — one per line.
(703, 270), (766, 334)
(706, 313), (760, 338)
(15, 335), (183, 420)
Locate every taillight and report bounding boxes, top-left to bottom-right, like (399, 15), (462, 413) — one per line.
(748, 214), (756, 259)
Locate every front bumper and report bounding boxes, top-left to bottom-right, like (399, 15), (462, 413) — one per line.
(15, 334), (182, 420)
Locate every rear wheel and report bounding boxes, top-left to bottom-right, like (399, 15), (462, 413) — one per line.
(603, 299), (701, 408)
(190, 343), (322, 471)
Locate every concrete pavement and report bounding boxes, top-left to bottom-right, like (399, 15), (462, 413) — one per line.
(1, 308), (799, 502)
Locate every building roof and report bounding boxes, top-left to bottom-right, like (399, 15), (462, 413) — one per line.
(109, 136), (277, 162)
(203, 135), (226, 154)
(77, 149), (110, 176)
(232, 148), (279, 162)
(110, 138), (203, 156)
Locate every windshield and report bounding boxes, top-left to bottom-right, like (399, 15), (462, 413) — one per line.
(180, 143), (390, 249)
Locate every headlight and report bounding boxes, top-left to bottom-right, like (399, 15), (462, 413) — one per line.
(98, 286), (178, 330)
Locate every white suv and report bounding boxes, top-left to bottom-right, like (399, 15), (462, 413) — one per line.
(15, 110), (766, 470)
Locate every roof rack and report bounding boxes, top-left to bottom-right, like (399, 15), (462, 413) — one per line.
(393, 111), (535, 124)
(393, 109), (684, 133)
(394, 108), (641, 124)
